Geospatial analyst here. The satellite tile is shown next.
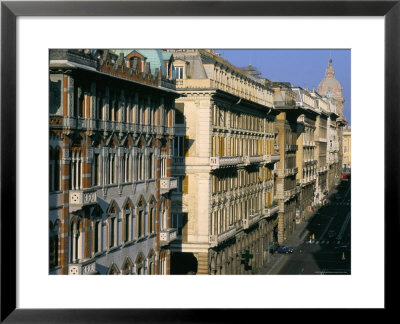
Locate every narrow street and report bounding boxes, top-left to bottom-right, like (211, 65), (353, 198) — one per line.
(260, 179), (351, 275)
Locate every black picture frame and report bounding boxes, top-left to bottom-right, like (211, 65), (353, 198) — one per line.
(1, 0), (397, 322)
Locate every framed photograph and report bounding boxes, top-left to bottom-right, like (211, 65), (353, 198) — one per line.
(1, 0), (397, 321)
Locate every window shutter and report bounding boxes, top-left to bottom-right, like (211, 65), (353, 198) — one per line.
(183, 176), (188, 194)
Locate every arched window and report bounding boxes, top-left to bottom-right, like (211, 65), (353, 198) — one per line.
(136, 197), (146, 238)
(147, 249), (156, 275)
(70, 149), (82, 190)
(49, 220), (60, 268)
(135, 252), (145, 275)
(160, 198), (167, 231)
(159, 250), (167, 275)
(91, 206), (103, 255)
(107, 263), (119, 275)
(136, 144), (144, 181)
(122, 199), (133, 243)
(107, 202), (119, 249)
(148, 198), (156, 235)
(70, 217), (82, 263)
(121, 257), (133, 275)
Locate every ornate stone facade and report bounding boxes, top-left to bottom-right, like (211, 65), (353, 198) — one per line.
(49, 50), (349, 275)
(49, 49), (180, 275)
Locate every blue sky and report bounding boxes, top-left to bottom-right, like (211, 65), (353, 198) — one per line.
(215, 49), (351, 125)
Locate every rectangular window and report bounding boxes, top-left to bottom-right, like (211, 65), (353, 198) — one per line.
(173, 136), (185, 157)
(176, 176), (183, 193)
(93, 153), (100, 186)
(172, 213), (183, 235)
(175, 66), (184, 79)
(94, 220), (101, 253)
(175, 103), (185, 124)
(149, 153), (154, 179)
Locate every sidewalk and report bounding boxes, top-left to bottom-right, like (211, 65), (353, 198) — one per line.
(258, 210), (315, 275)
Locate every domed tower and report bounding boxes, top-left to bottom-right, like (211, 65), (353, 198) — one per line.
(318, 59), (345, 116)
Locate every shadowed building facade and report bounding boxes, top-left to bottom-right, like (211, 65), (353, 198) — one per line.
(49, 49), (180, 275)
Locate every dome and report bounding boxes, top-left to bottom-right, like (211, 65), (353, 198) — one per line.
(317, 59), (342, 95)
(317, 59), (344, 115)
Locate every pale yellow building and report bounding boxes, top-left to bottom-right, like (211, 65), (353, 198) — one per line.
(310, 92), (330, 205)
(291, 87), (318, 223)
(317, 58), (347, 175)
(169, 50), (280, 274)
(343, 126), (351, 170)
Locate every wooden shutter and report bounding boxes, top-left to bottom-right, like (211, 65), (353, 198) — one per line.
(183, 176), (188, 194)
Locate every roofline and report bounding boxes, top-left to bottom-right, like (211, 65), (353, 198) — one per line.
(50, 60), (181, 97)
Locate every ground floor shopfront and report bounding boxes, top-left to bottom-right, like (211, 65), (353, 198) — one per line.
(170, 215), (278, 275)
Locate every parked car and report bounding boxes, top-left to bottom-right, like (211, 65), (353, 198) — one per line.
(275, 245), (293, 254)
(282, 246), (294, 253)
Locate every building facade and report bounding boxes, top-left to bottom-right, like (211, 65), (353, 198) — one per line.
(291, 87), (318, 223)
(49, 49), (180, 275)
(342, 126), (351, 170)
(49, 50), (349, 275)
(317, 58), (348, 175)
(169, 50), (280, 274)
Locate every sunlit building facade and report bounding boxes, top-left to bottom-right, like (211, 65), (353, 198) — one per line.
(343, 126), (351, 170)
(169, 50), (280, 274)
(291, 87), (318, 223)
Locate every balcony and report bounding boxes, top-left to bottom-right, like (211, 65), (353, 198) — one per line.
(318, 165), (329, 173)
(263, 205), (279, 217)
(303, 140), (316, 147)
(284, 188), (297, 199)
(300, 178), (308, 185)
(284, 167), (298, 177)
(243, 155), (264, 165)
(210, 156), (242, 169)
(173, 156), (185, 165)
(159, 228), (177, 246)
(285, 144), (298, 152)
(209, 226), (236, 247)
(160, 77), (176, 90)
(69, 188), (97, 211)
(249, 211), (261, 225)
(160, 177), (178, 194)
(263, 179), (274, 188)
(271, 154), (280, 162)
(263, 154), (280, 164)
(176, 78), (212, 89)
(68, 259), (97, 275)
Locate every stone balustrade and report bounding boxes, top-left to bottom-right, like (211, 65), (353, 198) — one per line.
(68, 259), (97, 275)
(210, 156), (242, 169)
